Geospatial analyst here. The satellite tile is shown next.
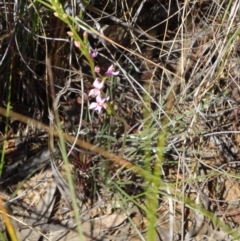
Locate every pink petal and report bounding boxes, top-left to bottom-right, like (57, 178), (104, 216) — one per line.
(89, 89), (99, 97)
(112, 71), (119, 75)
(90, 49), (98, 58)
(107, 65), (113, 71)
(89, 89), (93, 96)
(74, 41), (80, 48)
(89, 102), (98, 110)
(96, 106), (103, 113)
(105, 65), (113, 74)
(106, 65), (119, 76)
(96, 94), (105, 103)
(93, 78), (104, 89)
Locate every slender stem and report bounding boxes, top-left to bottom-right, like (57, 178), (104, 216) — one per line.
(113, 114), (127, 157)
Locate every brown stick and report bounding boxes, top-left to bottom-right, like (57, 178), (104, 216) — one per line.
(0, 107), (157, 182)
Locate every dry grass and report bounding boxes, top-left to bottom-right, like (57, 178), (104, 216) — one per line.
(1, 0), (240, 240)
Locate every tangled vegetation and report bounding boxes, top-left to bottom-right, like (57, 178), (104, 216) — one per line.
(1, 0), (240, 240)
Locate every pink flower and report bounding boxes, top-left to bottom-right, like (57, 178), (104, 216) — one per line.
(89, 95), (109, 113)
(105, 65), (119, 76)
(90, 49), (98, 58)
(74, 41), (81, 48)
(67, 31), (74, 37)
(89, 78), (104, 97)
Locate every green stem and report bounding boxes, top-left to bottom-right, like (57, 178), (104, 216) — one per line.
(113, 114), (127, 157)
